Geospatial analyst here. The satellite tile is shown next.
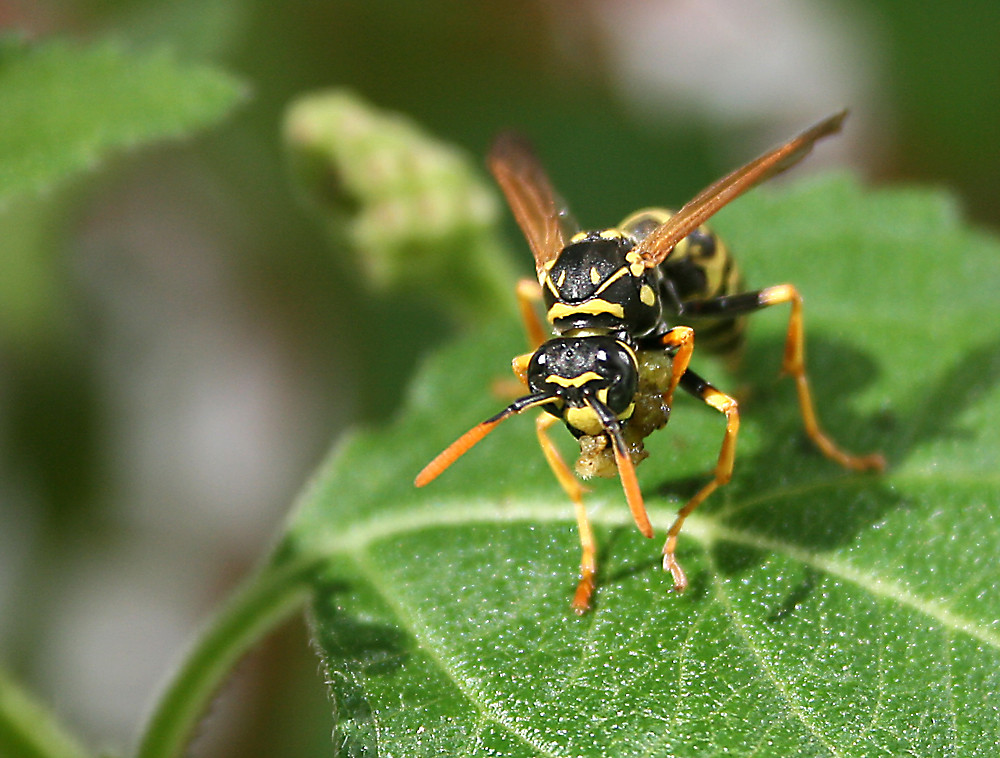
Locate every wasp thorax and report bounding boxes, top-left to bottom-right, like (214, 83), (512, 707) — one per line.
(527, 336), (639, 435)
(543, 232), (662, 336)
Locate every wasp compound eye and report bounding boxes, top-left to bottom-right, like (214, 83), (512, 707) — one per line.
(593, 340), (638, 414)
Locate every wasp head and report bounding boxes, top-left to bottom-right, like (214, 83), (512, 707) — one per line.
(415, 336), (646, 533)
(527, 335), (639, 436)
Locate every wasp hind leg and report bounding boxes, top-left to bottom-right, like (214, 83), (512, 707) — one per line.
(662, 370), (739, 593)
(680, 284), (885, 472)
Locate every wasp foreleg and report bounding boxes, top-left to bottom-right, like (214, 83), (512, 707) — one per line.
(534, 413), (597, 613)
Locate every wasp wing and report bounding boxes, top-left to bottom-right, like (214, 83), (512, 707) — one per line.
(488, 133), (573, 277)
(634, 110), (847, 268)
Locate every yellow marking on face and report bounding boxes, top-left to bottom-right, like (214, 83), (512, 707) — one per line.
(570, 232), (587, 243)
(639, 284), (656, 307)
(564, 401), (635, 435)
(599, 228), (623, 240)
(542, 258), (557, 272)
(590, 267), (600, 285)
(557, 270), (567, 288)
(544, 274), (560, 298)
(565, 406), (604, 435)
(547, 299), (625, 323)
(546, 371), (602, 388)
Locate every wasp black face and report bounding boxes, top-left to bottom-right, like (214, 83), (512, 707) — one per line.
(542, 231), (662, 337)
(527, 336), (639, 436)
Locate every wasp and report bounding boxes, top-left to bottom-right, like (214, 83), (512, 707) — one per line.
(416, 111), (884, 612)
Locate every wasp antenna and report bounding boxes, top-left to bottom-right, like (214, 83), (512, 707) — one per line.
(415, 418), (503, 487)
(587, 398), (654, 539)
(415, 393), (553, 487)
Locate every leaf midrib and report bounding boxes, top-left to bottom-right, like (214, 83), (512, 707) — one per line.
(311, 484), (1000, 653)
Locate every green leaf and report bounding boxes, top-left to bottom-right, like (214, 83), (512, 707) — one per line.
(0, 668), (90, 758)
(0, 38), (245, 204)
(284, 174), (1000, 756)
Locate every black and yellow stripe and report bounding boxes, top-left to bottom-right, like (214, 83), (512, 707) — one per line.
(619, 208), (747, 359)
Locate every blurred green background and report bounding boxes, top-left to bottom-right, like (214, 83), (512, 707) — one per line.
(1, 1), (997, 755)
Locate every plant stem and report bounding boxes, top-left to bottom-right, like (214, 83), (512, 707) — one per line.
(133, 556), (318, 758)
(0, 669), (90, 758)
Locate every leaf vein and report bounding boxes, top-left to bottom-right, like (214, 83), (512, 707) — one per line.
(708, 551), (843, 757)
(346, 545), (568, 758)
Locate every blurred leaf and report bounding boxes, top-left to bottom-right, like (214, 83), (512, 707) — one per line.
(109, 0), (251, 61)
(284, 90), (516, 323)
(284, 173), (1000, 756)
(0, 669), (89, 758)
(0, 38), (246, 204)
(0, 194), (68, 347)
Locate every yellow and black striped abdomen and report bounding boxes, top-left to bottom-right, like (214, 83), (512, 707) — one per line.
(618, 208), (746, 360)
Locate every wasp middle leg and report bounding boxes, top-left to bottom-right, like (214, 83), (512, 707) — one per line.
(679, 285), (885, 472)
(661, 369), (739, 592)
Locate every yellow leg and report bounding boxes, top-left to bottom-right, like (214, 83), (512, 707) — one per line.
(761, 284), (885, 472)
(535, 413), (597, 613)
(662, 384), (739, 592)
(492, 279), (547, 399)
(658, 326), (695, 407)
(511, 352), (532, 387)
